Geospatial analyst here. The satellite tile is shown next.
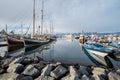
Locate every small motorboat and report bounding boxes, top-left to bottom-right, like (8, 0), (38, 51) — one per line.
(83, 42), (111, 52)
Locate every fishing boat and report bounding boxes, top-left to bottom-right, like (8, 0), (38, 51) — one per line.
(109, 41), (120, 49)
(24, 38), (50, 47)
(4, 36), (24, 47)
(24, 0), (50, 47)
(0, 37), (8, 46)
(81, 45), (110, 66)
(83, 42), (112, 52)
(81, 44), (120, 68)
(105, 56), (120, 68)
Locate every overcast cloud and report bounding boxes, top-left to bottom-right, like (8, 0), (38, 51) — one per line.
(0, 0), (120, 33)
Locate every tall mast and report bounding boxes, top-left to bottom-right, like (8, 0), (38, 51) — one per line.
(50, 22), (51, 35)
(41, 0), (44, 35)
(52, 21), (54, 35)
(33, 0), (35, 38)
(21, 23), (23, 36)
(6, 24), (7, 34)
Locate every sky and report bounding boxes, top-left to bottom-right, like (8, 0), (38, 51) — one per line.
(0, 0), (120, 34)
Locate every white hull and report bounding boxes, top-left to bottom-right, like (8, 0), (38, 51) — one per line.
(83, 46), (108, 66)
(86, 49), (108, 66)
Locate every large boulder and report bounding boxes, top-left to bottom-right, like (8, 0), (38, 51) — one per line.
(21, 57), (33, 65)
(78, 66), (90, 76)
(36, 76), (55, 80)
(10, 57), (24, 65)
(0, 51), (8, 58)
(16, 74), (33, 80)
(61, 74), (71, 80)
(61, 74), (80, 80)
(0, 72), (18, 80)
(41, 64), (52, 76)
(7, 63), (24, 73)
(1, 58), (14, 69)
(0, 68), (4, 74)
(69, 66), (78, 76)
(108, 72), (120, 80)
(92, 67), (106, 76)
(69, 76), (80, 80)
(50, 65), (68, 78)
(34, 63), (46, 71)
(91, 74), (106, 80)
(22, 65), (40, 78)
(81, 75), (89, 80)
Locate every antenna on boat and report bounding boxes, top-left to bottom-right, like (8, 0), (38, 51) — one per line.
(41, 0), (44, 35)
(32, 0), (36, 38)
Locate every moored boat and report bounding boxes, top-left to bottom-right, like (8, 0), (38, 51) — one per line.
(24, 38), (50, 47)
(4, 36), (24, 47)
(82, 45), (110, 66)
(83, 42), (112, 52)
(0, 38), (8, 46)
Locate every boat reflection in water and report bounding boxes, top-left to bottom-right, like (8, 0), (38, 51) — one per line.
(7, 38), (120, 68)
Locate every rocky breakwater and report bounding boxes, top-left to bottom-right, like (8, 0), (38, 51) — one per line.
(0, 52), (120, 80)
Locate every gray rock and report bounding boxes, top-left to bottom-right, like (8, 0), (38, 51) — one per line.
(37, 76), (55, 80)
(78, 66), (90, 76)
(81, 75), (89, 80)
(0, 72), (18, 80)
(10, 57), (24, 65)
(50, 65), (67, 78)
(61, 74), (80, 80)
(69, 66), (78, 76)
(108, 72), (120, 80)
(0, 68), (4, 74)
(50, 62), (61, 67)
(116, 69), (120, 75)
(61, 74), (71, 80)
(1, 58), (14, 69)
(69, 76), (80, 80)
(0, 51), (8, 58)
(21, 57), (33, 65)
(91, 75), (105, 80)
(7, 63), (24, 73)
(34, 63), (46, 71)
(16, 75), (33, 80)
(41, 64), (52, 76)
(23, 65), (40, 78)
(92, 67), (106, 76)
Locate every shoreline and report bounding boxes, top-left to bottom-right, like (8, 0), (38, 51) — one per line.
(0, 54), (120, 80)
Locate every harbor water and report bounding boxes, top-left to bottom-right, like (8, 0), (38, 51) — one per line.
(0, 38), (120, 67)
(1, 38), (99, 66)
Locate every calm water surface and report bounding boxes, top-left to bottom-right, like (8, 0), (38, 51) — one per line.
(1, 38), (97, 66)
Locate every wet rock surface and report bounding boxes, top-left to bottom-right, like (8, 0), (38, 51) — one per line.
(0, 56), (120, 80)
(50, 65), (68, 78)
(22, 65), (40, 78)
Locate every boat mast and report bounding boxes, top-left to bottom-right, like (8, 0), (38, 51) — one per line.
(6, 24), (7, 34)
(50, 22), (52, 38)
(33, 0), (36, 38)
(52, 21), (54, 35)
(41, 0), (44, 35)
(21, 23), (23, 36)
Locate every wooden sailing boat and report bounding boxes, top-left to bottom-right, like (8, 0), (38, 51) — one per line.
(3, 24), (24, 47)
(24, 0), (50, 47)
